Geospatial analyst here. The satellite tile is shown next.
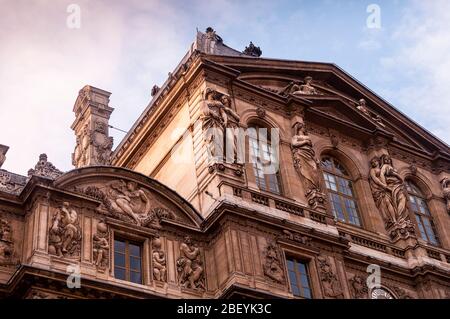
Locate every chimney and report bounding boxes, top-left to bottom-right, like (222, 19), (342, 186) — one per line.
(0, 144), (8, 168)
(71, 85), (114, 168)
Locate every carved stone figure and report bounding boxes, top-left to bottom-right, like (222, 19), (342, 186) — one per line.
(92, 120), (114, 165)
(291, 122), (326, 210)
(243, 41), (262, 57)
(0, 218), (14, 265)
(392, 286), (413, 299)
(349, 275), (368, 299)
(263, 241), (285, 283)
(0, 170), (26, 195)
(441, 177), (450, 214)
(369, 155), (415, 239)
(356, 99), (371, 117)
(106, 180), (151, 225)
(48, 202), (81, 258)
(220, 95), (241, 163)
(151, 85), (160, 97)
(176, 236), (205, 290)
(152, 237), (167, 282)
(317, 255), (343, 298)
(0, 144), (8, 169)
(281, 77), (318, 96)
(201, 88), (225, 163)
(93, 221), (109, 271)
(28, 154), (63, 179)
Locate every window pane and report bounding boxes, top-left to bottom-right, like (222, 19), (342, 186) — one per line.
(114, 267), (126, 280)
(114, 252), (125, 267)
(287, 260), (294, 271)
(129, 244), (141, 257)
(303, 288), (312, 299)
(130, 256), (141, 271)
(130, 271), (142, 284)
(291, 284), (300, 296)
(415, 215), (427, 240)
(422, 218), (438, 245)
(114, 240), (125, 252)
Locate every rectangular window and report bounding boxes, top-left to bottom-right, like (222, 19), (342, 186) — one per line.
(114, 238), (142, 284)
(286, 257), (312, 299)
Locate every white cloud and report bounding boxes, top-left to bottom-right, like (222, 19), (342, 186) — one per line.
(378, 0), (450, 145)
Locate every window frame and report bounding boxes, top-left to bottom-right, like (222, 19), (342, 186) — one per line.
(320, 156), (362, 227)
(405, 180), (440, 246)
(247, 124), (283, 195)
(113, 237), (143, 284)
(285, 256), (313, 299)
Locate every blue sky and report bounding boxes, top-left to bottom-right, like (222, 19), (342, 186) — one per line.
(1, 0), (449, 174)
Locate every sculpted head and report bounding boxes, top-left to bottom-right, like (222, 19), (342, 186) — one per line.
(358, 99), (366, 106)
(204, 88), (216, 101)
(304, 76), (313, 84)
(220, 95), (231, 107)
(381, 154), (392, 165)
(184, 236), (192, 245)
(126, 181), (138, 191)
(370, 157), (380, 168)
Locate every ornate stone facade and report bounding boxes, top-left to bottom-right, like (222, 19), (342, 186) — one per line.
(0, 28), (449, 299)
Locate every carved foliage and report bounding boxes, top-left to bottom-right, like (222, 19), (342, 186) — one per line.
(28, 154), (63, 179)
(317, 255), (343, 298)
(263, 240), (285, 284)
(93, 221), (109, 271)
(176, 236), (205, 290)
(349, 274), (368, 299)
(48, 202), (82, 259)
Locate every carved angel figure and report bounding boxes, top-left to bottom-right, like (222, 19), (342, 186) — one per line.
(48, 202), (81, 258)
(176, 236), (204, 290)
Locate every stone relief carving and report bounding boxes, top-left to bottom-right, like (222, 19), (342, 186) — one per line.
(262, 240), (285, 283)
(48, 202), (82, 259)
(291, 122), (326, 211)
(74, 181), (177, 228)
(201, 88), (240, 164)
(280, 77), (320, 96)
(0, 217), (15, 266)
(392, 286), (413, 299)
(349, 275), (368, 299)
(369, 155), (415, 240)
(91, 120), (114, 165)
(243, 41), (262, 57)
(93, 221), (109, 271)
(356, 99), (371, 117)
(281, 229), (312, 246)
(152, 237), (167, 282)
(441, 177), (450, 214)
(0, 144), (8, 168)
(28, 153), (63, 179)
(317, 255), (343, 298)
(176, 236), (205, 290)
(0, 170), (26, 195)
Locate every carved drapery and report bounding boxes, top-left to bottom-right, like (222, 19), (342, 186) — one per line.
(93, 221), (109, 271)
(201, 88), (241, 165)
(176, 236), (205, 290)
(48, 202), (81, 259)
(262, 240), (285, 283)
(441, 177), (450, 214)
(368, 155), (415, 240)
(152, 237), (167, 282)
(291, 122), (326, 210)
(317, 255), (343, 298)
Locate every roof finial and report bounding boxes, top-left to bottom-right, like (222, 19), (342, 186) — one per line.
(243, 41), (262, 57)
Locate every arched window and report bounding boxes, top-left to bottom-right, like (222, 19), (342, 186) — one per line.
(248, 124), (282, 194)
(321, 156), (361, 226)
(405, 180), (439, 246)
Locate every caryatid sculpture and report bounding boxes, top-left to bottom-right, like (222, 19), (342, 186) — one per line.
(201, 88), (225, 164)
(441, 177), (450, 214)
(369, 155), (415, 239)
(93, 221), (109, 271)
(176, 236), (205, 290)
(220, 95), (241, 163)
(291, 122), (326, 210)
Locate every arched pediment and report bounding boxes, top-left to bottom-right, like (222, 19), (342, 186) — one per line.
(53, 166), (203, 229)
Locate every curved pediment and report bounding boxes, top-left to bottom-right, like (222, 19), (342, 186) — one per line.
(53, 166), (203, 229)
